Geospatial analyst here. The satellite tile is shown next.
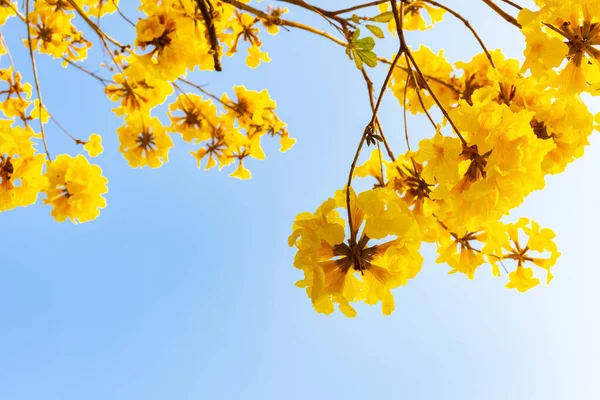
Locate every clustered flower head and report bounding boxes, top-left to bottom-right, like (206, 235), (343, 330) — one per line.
(0, 0), (292, 224)
(289, 0), (599, 316)
(0, 0), (596, 317)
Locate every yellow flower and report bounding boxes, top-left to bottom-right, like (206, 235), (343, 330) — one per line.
(506, 266), (540, 293)
(354, 148), (388, 186)
(0, 120), (46, 212)
(521, 27), (569, 77)
(222, 85), (276, 128)
(484, 218), (560, 290)
(84, 134), (103, 158)
(117, 115), (173, 168)
(519, 3), (600, 94)
(105, 57), (174, 117)
(389, 46), (457, 115)
(279, 132), (296, 152)
(445, 101), (554, 230)
(262, 7), (288, 34)
(290, 188), (422, 317)
(436, 226), (486, 280)
(229, 159), (252, 180)
(378, 1), (445, 33)
(246, 45), (271, 68)
(26, 8), (90, 61)
(414, 130), (462, 184)
(168, 93), (219, 143)
(43, 154), (108, 223)
(0, 1), (16, 26)
(134, 13), (199, 79)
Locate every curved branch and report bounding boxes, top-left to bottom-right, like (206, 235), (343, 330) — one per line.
(25, 0), (51, 161)
(422, 0), (496, 68)
(221, 0), (347, 46)
(195, 0), (223, 71)
(481, 0), (521, 28)
(330, 0), (391, 16)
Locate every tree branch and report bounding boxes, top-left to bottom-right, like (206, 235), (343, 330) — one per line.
(481, 0), (521, 28)
(195, 0), (223, 71)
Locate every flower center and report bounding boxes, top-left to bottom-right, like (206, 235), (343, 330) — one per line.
(530, 117), (552, 140)
(461, 144), (491, 182)
(136, 130), (156, 152)
(184, 108), (202, 128)
(37, 25), (54, 43)
(0, 155), (14, 190)
(549, 20), (600, 67)
(333, 235), (378, 275)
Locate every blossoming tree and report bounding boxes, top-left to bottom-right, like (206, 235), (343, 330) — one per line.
(0, 0), (596, 316)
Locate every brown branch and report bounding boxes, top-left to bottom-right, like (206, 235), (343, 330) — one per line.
(171, 81), (218, 131)
(345, 1), (405, 241)
(422, 0), (495, 68)
(62, 58), (113, 87)
(178, 78), (236, 111)
(279, 0), (350, 29)
(378, 56), (461, 94)
(195, 0), (222, 71)
(25, 0), (51, 161)
(404, 53), (437, 129)
(330, 0), (391, 16)
(360, 67), (395, 161)
(390, 0), (467, 145)
(499, 0), (522, 10)
(66, 0), (129, 50)
(112, 0), (136, 27)
(402, 72), (410, 151)
(481, 0), (521, 28)
(221, 0), (347, 46)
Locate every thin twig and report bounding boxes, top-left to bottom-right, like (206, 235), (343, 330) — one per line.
(404, 53), (437, 129)
(3, 1), (26, 22)
(66, 0), (129, 50)
(112, 0), (136, 27)
(279, 0), (352, 34)
(45, 108), (82, 143)
(66, 0), (137, 109)
(422, 0), (495, 68)
(178, 78), (236, 110)
(221, 0), (347, 46)
(360, 67), (395, 161)
(0, 31), (15, 68)
(62, 58), (113, 87)
(345, 1), (405, 241)
(402, 70), (410, 151)
(25, 0), (51, 160)
(390, 0), (466, 145)
(170, 81), (218, 130)
(481, 0), (521, 28)
(499, 0), (522, 10)
(330, 0), (390, 15)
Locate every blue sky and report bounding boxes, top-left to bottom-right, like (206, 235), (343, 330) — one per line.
(1, 1), (599, 399)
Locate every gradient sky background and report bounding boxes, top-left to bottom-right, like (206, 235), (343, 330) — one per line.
(2, 1), (599, 399)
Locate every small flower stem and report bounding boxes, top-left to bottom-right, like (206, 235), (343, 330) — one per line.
(25, 0), (51, 161)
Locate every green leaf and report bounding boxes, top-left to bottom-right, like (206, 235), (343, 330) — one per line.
(351, 48), (363, 70)
(366, 24), (384, 39)
(370, 11), (394, 23)
(351, 14), (360, 24)
(354, 36), (375, 51)
(351, 29), (360, 42)
(356, 49), (378, 68)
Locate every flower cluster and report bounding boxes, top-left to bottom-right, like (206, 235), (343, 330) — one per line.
(0, 0), (595, 317)
(289, 1), (598, 316)
(0, 0), (291, 223)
